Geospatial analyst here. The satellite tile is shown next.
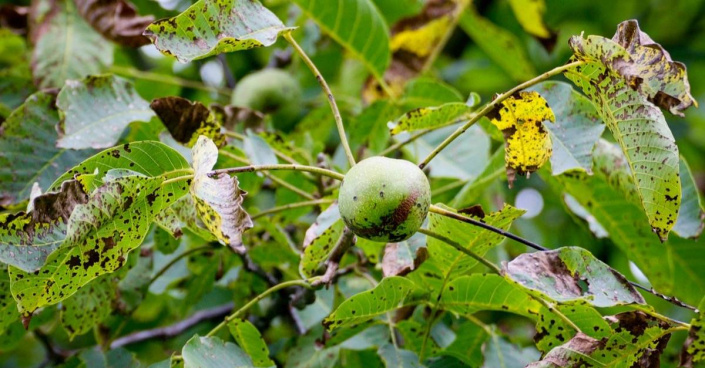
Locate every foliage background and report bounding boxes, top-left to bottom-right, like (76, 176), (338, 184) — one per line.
(0, 0), (704, 367)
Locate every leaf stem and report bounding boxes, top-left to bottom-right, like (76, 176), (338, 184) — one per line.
(206, 279), (312, 337)
(219, 150), (316, 200)
(210, 164), (345, 181)
(223, 131), (305, 166)
(161, 174), (195, 186)
(284, 32), (356, 167)
(251, 199), (334, 219)
(418, 60), (586, 169)
(109, 65), (232, 97)
(417, 228), (501, 274)
(378, 129), (431, 157)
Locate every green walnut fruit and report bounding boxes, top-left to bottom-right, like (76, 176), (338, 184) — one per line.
(231, 68), (302, 131)
(339, 157), (431, 242)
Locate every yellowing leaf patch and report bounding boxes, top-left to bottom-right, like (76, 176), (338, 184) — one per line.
(489, 91), (555, 187)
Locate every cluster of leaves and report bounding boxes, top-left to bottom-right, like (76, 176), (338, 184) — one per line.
(0, 0), (704, 367)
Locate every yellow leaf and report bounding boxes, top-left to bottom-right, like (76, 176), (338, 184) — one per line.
(489, 91), (555, 187)
(508, 0), (552, 39)
(390, 17), (452, 57)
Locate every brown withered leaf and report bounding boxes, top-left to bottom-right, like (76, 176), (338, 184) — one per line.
(382, 240), (428, 277)
(151, 96), (225, 148)
(74, 0), (154, 47)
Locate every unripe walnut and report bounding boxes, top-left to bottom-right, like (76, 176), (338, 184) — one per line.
(338, 157), (431, 242)
(231, 68), (302, 131)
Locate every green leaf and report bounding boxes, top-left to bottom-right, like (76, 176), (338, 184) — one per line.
(50, 141), (191, 192)
(228, 318), (275, 368)
(292, 0), (391, 80)
(323, 276), (428, 331)
(60, 275), (114, 340)
(10, 174), (185, 317)
(527, 82), (605, 175)
(190, 136), (253, 252)
(682, 296), (705, 366)
(451, 148), (505, 208)
(31, 0), (113, 89)
(150, 96), (225, 148)
(399, 78), (464, 110)
(182, 335), (256, 368)
(389, 103), (474, 135)
(243, 130), (278, 166)
(287, 330), (341, 368)
(300, 203), (345, 278)
(0, 180), (88, 272)
(144, 0), (293, 63)
(56, 75), (155, 149)
(483, 331), (540, 368)
(565, 21), (690, 241)
(0, 267), (25, 351)
(527, 311), (675, 367)
(504, 246), (645, 307)
(458, 7), (535, 82)
(0, 92), (93, 204)
(377, 343), (424, 368)
(534, 305), (611, 353)
(673, 157), (704, 238)
(440, 322), (487, 367)
(349, 100), (400, 155)
(416, 204), (524, 296)
(439, 274), (543, 319)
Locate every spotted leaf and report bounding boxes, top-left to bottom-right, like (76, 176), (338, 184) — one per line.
(300, 203), (344, 278)
(228, 318), (275, 368)
(0, 267), (25, 351)
(528, 311), (676, 367)
(60, 274), (114, 340)
(9, 174), (184, 318)
(504, 246), (645, 307)
(322, 276), (428, 331)
(388, 103), (474, 135)
(0, 179), (88, 272)
(150, 96), (225, 148)
(143, 0), (294, 63)
(489, 91), (555, 187)
(565, 20), (689, 241)
(681, 297), (705, 366)
(190, 136), (253, 252)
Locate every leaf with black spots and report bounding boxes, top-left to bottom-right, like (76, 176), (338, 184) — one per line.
(528, 311), (676, 367)
(0, 179), (88, 272)
(0, 92), (93, 205)
(681, 297), (705, 366)
(388, 103), (474, 135)
(504, 246), (645, 307)
(56, 74), (155, 149)
(30, 0), (112, 88)
(489, 91), (555, 187)
(60, 274), (114, 340)
(300, 203), (344, 278)
(150, 96), (225, 148)
(0, 267), (25, 351)
(228, 318), (275, 367)
(534, 305), (611, 354)
(323, 276), (428, 331)
(190, 136), (252, 252)
(565, 20), (690, 241)
(144, 0), (294, 63)
(9, 174), (186, 317)
(74, 0), (154, 47)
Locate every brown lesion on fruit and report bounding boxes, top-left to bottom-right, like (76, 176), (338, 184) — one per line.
(346, 188), (421, 242)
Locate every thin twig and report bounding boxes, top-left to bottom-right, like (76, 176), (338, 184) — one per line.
(110, 303), (234, 349)
(252, 199), (334, 219)
(209, 164), (345, 181)
(418, 60), (586, 168)
(284, 32), (356, 167)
